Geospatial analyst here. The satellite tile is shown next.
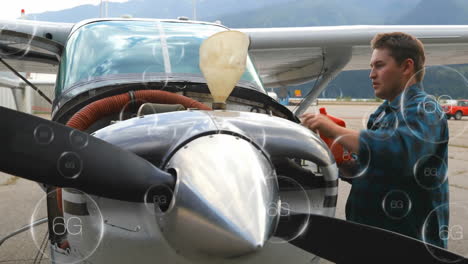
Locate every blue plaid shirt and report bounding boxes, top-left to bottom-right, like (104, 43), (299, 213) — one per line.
(345, 84), (449, 248)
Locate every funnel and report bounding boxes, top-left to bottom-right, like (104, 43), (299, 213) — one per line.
(199, 31), (250, 110)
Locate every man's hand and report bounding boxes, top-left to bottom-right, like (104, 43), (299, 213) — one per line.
(300, 113), (339, 138)
(301, 112), (361, 153)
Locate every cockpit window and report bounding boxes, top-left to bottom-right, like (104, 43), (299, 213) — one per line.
(56, 20), (265, 98)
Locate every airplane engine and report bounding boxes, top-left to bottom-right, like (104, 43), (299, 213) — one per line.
(90, 109), (339, 263)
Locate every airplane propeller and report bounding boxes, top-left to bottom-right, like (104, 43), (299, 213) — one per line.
(275, 213), (467, 263)
(2, 103), (465, 263)
(0, 106), (175, 202)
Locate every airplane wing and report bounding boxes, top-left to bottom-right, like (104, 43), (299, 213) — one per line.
(2, 20), (468, 85)
(0, 19), (73, 74)
(238, 25), (468, 89)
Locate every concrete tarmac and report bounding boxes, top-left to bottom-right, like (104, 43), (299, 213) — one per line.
(0, 106), (467, 263)
(0, 112), (51, 263)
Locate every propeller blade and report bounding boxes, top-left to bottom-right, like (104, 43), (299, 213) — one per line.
(275, 213), (467, 263)
(0, 106), (174, 202)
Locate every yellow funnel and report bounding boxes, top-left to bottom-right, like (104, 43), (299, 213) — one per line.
(199, 31), (250, 110)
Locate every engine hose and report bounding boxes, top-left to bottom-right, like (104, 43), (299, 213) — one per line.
(66, 90), (211, 131)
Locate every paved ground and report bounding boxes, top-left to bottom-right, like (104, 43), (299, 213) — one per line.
(0, 113), (50, 264)
(0, 106), (467, 263)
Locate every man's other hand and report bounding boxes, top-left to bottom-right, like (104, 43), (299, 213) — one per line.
(301, 112), (360, 153)
(300, 113), (338, 138)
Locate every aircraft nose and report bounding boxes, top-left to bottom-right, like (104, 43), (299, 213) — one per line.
(156, 133), (279, 261)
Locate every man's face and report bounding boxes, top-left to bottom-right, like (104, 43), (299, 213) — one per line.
(369, 48), (405, 101)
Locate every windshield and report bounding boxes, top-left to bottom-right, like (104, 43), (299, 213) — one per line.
(55, 20), (265, 98)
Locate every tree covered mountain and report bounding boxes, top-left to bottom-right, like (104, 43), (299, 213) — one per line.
(289, 65), (468, 100)
(29, 0), (290, 23)
(394, 0), (468, 25)
(217, 0), (421, 28)
(28, 0), (468, 99)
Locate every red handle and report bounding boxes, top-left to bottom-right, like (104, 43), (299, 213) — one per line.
(318, 107), (349, 164)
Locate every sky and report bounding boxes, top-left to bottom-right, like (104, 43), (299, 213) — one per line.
(0, 0), (129, 20)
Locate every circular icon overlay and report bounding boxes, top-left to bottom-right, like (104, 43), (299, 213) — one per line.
(57, 152), (83, 179)
(0, 23), (35, 57)
(269, 176), (311, 244)
(413, 155), (448, 190)
(144, 183), (175, 216)
(422, 202), (468, 263)
(137, 101), (159, 117)
(118, 98), (150, 121)
(331, 134), (370, 180)
(361, 105), (378, 130)
(34, 124), (54, 145)
(238, 118), (267, 149)
(438, 95), (454, 115)
(382, 190), (412, 220)
(146, 113), (177, 144)
(401, 93), (447, 144)
(141, 64), (169, 90)
(437, 94), (468, 142)
(69, 130), (88, 149)
(402, 65), (468, 143)
(30, 188), (104, 264)
(362, 106), (399, 141)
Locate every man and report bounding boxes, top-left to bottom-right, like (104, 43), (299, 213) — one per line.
(301, 32), (449, 248)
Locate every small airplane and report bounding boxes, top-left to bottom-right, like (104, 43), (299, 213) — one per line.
(0, 17), (467, 264)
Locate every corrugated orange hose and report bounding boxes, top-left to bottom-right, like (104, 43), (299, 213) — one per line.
(67, 90), (211, 131)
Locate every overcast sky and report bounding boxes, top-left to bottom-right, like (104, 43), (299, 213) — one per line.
(0, 0), (129, 20)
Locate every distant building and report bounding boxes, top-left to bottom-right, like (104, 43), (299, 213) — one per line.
(0, 72), (55, 114)
(0, 72), (19, 110)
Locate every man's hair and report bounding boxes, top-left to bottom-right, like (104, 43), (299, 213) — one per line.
(371, 32), (426, 82)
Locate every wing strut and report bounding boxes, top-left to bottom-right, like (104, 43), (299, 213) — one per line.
(294, 46), (352, 116)
(0, 57), (52, 104)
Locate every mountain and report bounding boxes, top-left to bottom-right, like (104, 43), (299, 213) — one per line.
(30, 0), (468, 27)
(217, 0), (421, 28)
(29, 0), (291, 23)
(394, 0), (468, 25)
(25, 0), (468, 99)
(288, 64), (468, 99)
